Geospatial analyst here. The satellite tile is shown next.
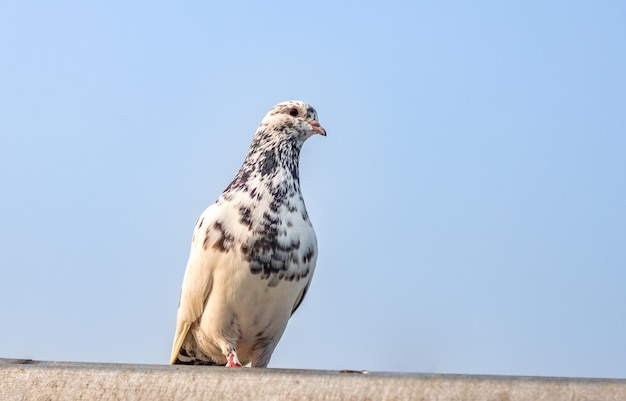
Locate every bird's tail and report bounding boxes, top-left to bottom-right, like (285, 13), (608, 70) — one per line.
(170, 322), (191, 364)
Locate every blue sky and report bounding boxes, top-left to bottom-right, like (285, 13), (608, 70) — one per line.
(1, 1), (625, 378)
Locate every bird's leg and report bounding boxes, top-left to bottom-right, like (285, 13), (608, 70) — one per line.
(226, 351), (242, 367)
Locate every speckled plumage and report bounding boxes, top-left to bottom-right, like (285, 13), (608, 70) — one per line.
(170, 101), (325, 367)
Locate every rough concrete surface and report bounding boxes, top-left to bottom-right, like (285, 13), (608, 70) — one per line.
(1, 358), (625, 401)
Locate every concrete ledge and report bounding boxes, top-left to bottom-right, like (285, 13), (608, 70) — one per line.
(1, 358), (625, 401)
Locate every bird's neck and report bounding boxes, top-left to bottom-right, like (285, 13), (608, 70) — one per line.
(222, 138), (303, 200)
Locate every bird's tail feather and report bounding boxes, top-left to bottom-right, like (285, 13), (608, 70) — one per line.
(170, 322), (191, 364)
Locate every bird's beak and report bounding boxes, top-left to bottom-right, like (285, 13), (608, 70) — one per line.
(309, 120), (327, 136)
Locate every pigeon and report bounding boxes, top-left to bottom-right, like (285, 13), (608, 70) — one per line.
(170, 100), (326, 368)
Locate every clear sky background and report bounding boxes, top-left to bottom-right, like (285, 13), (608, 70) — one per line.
(1, 1), (624, 379)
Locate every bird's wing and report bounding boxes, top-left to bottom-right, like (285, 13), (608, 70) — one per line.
(170, 204), (221, 364)
(291, 248), (318, 315)
(291, 280), (311, 315)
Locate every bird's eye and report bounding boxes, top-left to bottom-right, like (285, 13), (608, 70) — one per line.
(289, 108), (299, 117)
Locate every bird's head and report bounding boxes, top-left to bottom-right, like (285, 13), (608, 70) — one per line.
(226, 100), (325, 189)
(260, 100), (326, 142)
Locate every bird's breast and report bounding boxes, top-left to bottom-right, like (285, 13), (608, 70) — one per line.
(242, 200), (316, 288)
(207, 189), (317, 289)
